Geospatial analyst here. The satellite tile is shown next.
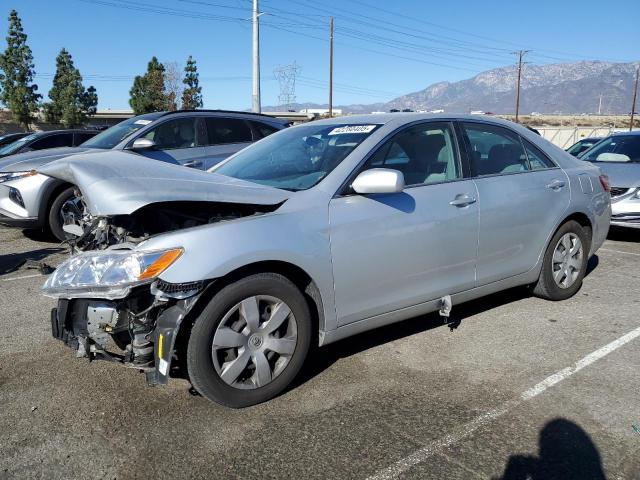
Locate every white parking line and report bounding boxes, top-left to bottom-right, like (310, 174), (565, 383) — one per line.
(599, 248), (640, 257)
(1, 273), (45, 282)
(367, 325), (640, 480)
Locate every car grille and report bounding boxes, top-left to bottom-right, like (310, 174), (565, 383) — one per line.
(610, 187), (630, 197)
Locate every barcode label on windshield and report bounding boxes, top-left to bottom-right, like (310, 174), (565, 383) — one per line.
(328, 125), (377, 135)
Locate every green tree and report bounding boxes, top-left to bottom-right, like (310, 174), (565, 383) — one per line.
(0, 10), (41, 129)
(129, 56), (166, 114)
(43, 48), (98, 127)
(181, 56), (203, 109)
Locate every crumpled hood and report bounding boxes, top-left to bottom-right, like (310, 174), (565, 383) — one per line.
(0, 147), (97, 172)
(593, 162), (640, 188)
(38, 150), (291, 216)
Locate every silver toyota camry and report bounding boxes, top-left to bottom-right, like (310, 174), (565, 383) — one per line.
(41, 114), (611, 408)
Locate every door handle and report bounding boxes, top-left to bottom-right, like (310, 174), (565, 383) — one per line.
(449, 194), (477, 207)
(546, 179), (565, 190)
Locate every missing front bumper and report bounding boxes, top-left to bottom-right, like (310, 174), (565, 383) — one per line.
(49, 287), (205, 387)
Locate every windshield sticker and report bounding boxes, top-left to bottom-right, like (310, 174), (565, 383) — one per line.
(328, 125), (377, 135)
(134, 119), (152, 125)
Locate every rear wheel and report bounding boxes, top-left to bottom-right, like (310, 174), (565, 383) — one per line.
(187, 273), (311, 408)
(533, 220), (590, 300)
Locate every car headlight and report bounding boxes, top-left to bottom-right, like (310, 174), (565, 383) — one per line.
(42, 247), (183, 299)
(0, 170), (37, 183)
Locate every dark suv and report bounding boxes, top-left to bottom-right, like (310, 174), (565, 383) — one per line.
(0, 129), (98, 158)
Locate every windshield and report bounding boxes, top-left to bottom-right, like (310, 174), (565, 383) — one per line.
(0, 134), (36, 156)
(567, 139), (597, 156)
(212, 123), (380, 191)
(80, 114), (161, 149)
(581, 135), (640, 163)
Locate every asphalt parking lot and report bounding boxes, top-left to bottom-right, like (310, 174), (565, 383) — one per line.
(1, 225), (639, 479)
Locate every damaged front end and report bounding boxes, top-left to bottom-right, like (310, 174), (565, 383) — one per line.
(68, 200), (281, 251)
(44, 247), (206, 385)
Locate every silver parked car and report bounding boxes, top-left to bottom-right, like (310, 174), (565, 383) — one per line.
(0, 110), (287, 240)
(41, 114), (611, 407)
(579, 131), (640, 229)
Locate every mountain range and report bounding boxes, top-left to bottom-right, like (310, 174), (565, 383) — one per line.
(263, 61), (640, 115)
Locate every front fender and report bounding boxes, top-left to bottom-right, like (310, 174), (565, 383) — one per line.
(139, 203), (338, 334)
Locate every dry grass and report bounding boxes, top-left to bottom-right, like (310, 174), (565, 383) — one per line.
(499, 114), (634, 128)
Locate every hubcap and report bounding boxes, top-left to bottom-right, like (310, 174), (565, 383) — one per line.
(211, 295), (297, 390)
(551, 233), (583, 289)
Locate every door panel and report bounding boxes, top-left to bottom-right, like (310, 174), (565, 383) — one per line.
(474, 170), (569, 283)
(202, 142), (252, 170)
(142, 146), (211, 168)
(329, 181), (479, 326)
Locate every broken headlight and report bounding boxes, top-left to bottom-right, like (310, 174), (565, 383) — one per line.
(42, 248), (183, 299)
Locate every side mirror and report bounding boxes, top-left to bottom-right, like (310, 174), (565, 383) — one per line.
(352, 168), (405, 194)
(130, 138), (156, 150)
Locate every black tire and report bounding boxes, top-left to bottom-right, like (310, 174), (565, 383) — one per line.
(187, 273), (312, 408)
(48, 186), (77, 242)
(532, 220), (590, 301)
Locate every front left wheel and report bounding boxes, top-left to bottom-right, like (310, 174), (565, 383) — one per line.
(187, 273), (312, 408)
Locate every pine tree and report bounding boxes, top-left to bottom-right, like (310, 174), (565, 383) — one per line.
(129, 56), (166, 114)
(0, 10), (41, 129)
(43, 48), (98, 127)
(181, 56), (203, 110)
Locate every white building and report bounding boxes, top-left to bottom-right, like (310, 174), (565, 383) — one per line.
(299, 108), (343, 116)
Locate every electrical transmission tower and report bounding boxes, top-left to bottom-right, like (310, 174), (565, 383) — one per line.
(273, 62), (301, 111)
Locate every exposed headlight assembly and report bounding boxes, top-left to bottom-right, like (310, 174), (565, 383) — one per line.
(0, 170), (37, 183)
(42, 248), (183, 299)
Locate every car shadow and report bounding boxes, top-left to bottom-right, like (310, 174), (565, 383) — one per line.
(494, 418), (606, 479)
(585, 254), (599, 278)
(294, 286), (531, 389)
(22, 228), (59, 243)
(0, 247), (64, 275)
(607, 226), (640, 242)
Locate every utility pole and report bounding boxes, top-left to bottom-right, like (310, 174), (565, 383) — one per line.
(329, 16), (334, 117)
(630, 66), (639, 131)
(252, 0), (261, 113)
(598, 93), (602, 115)
(512, 50), (530, 123)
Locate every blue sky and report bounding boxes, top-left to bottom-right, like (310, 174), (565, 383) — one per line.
(7, 0), (640, 110)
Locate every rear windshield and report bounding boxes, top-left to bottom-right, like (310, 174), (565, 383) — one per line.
(212, 123), (381, 191)
(581, 135), (640, 163)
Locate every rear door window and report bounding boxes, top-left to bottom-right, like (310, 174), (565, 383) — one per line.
(250, 121), (279, 139)
(462, 122), (529, 176)
(523, 139), (556, 170)
(29, 133), (74, 150)
(206, 118), (253, 145)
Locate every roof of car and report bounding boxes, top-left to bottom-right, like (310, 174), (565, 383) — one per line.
(611, 130), (640, 136)
(27, 129), (98, 137)
(305, 112), (530, 129)
(158, 109), (289, 124)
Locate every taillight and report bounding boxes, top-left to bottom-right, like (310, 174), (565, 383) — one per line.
(599, 175), (611, 193)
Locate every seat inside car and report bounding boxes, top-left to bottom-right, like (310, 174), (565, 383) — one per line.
(484, 144), (527, 174)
